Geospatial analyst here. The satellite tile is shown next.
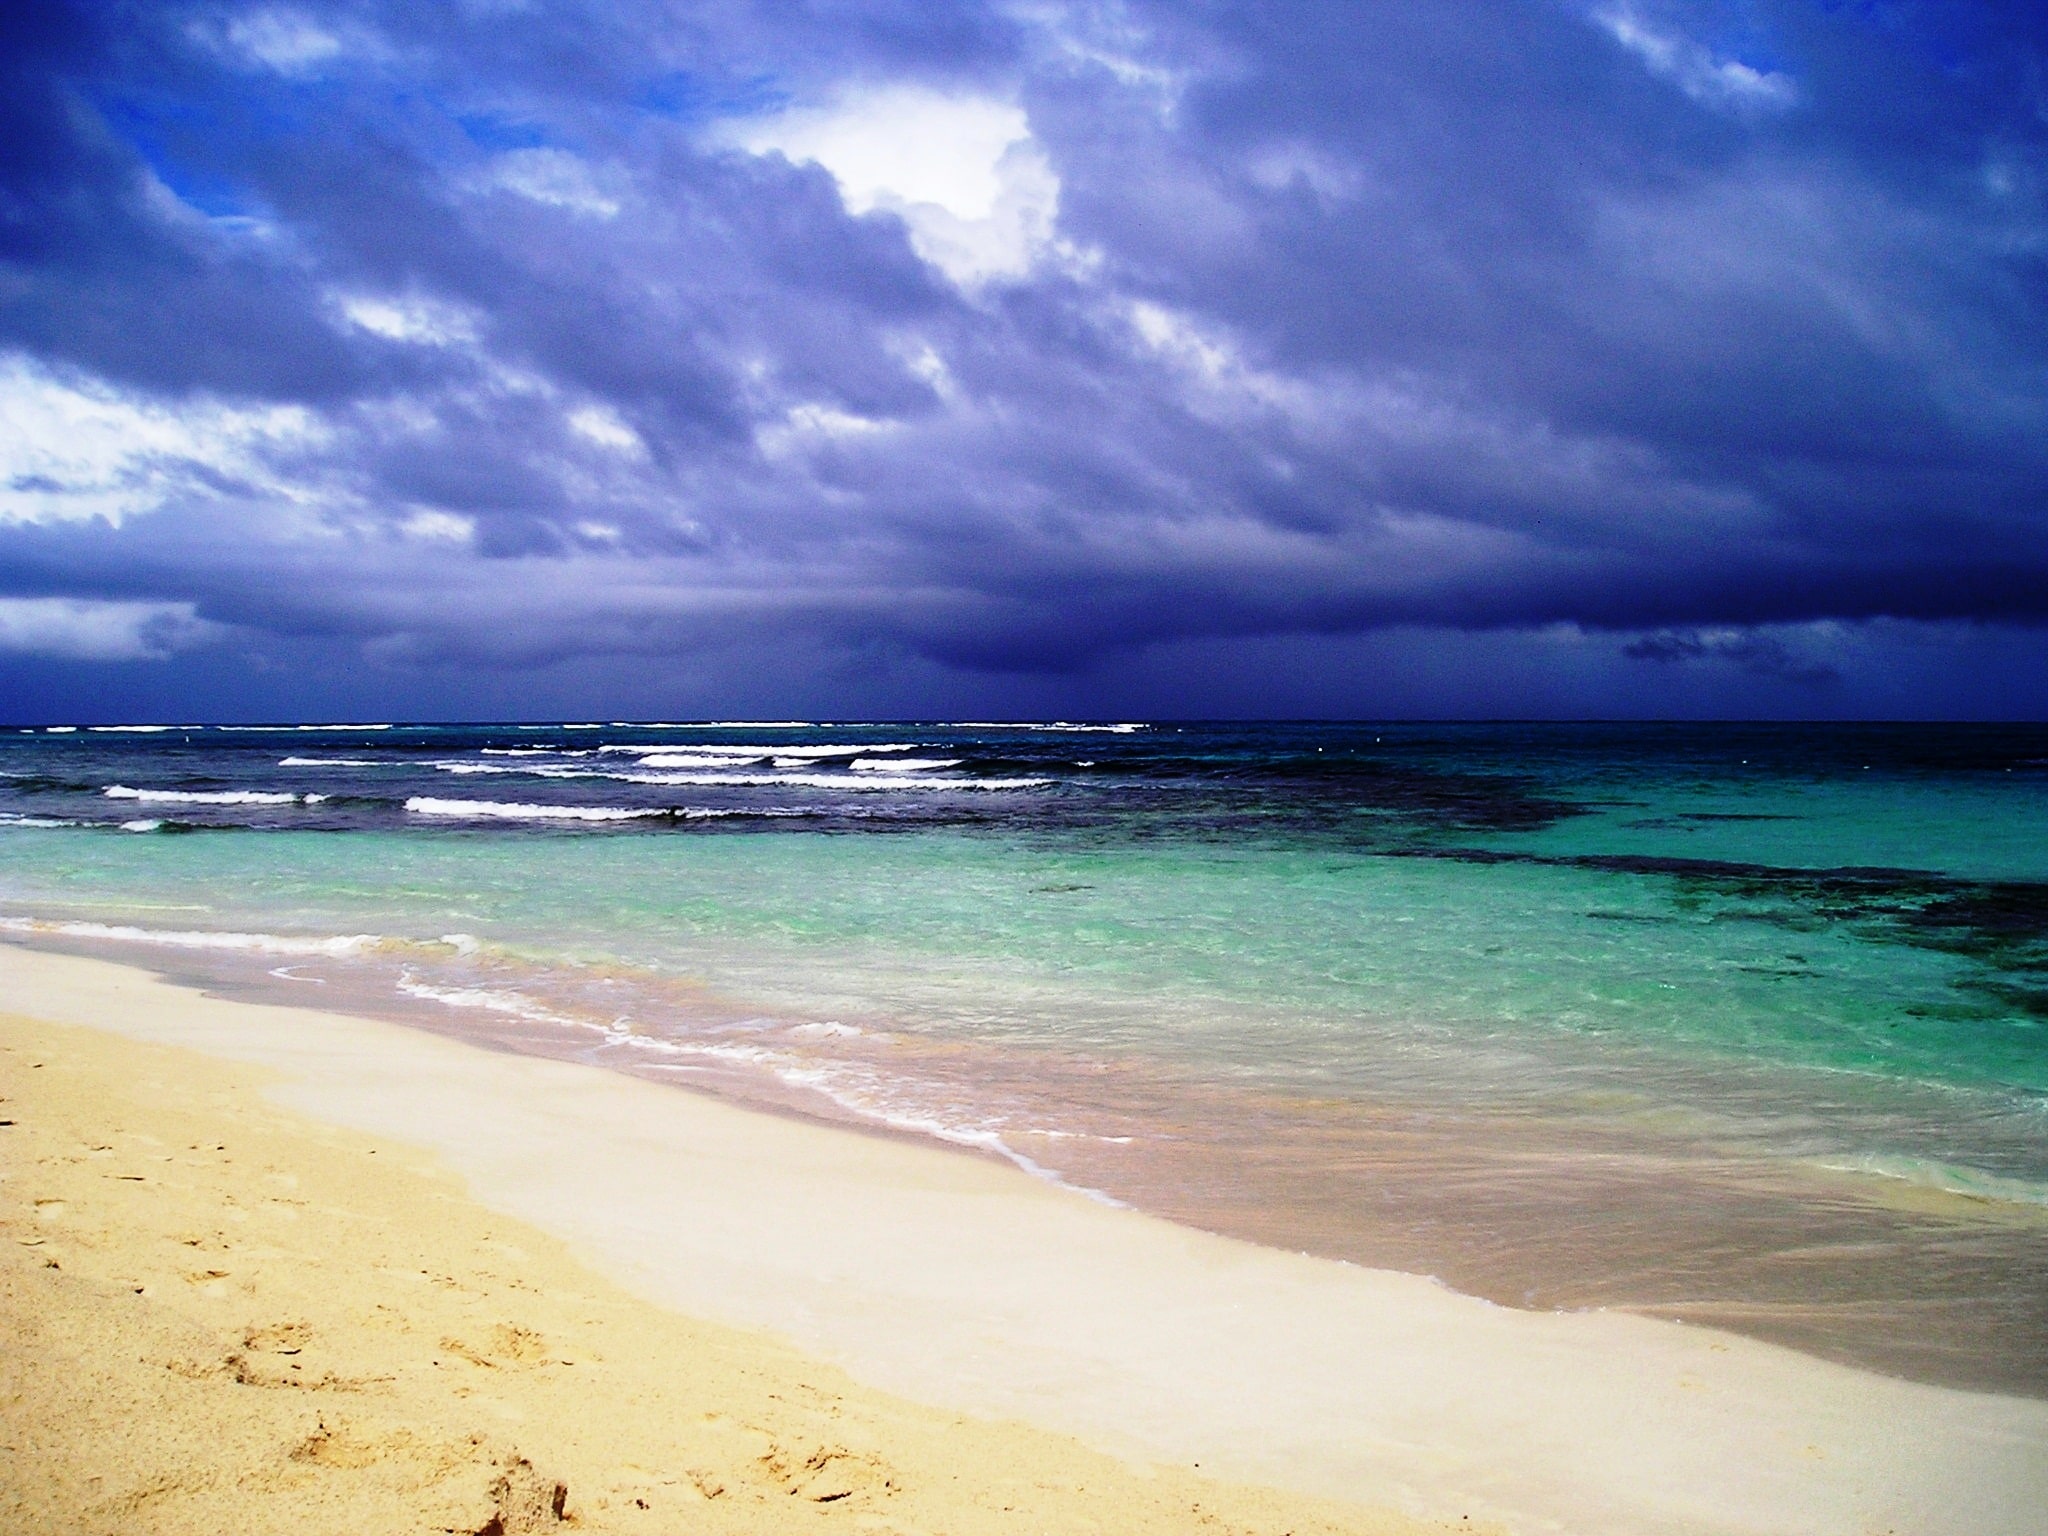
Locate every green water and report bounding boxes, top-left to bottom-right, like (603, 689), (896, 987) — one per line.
(4, 722), (2045, 1391)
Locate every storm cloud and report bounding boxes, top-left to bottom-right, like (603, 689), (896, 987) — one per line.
(2, 1), (2044, 717)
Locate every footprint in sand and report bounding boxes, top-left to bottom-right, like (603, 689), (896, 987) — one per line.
(244, 1321), (312, 1355)
(442, 1325), (552, 1370)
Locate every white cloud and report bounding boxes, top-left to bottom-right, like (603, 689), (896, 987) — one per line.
(0, 598), (220, 661)
(756, 401), (895, 459)
(728, 87), (1061, 285)
(217, 9), (345, 73)
(1592, 4), (1796, 111)
(339, 293), (479, 346)
(397, 511), (475, 544)
(566, 404), (644, 453)
(1009, 2), (1186, 113)
(1127, 301), (1326, 424)
(0, 355), (326, 526)
(480, 148), (622, 219)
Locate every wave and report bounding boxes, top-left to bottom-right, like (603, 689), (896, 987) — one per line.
(386, 976), (1119, 1202)
(420, 759), (1037, 792)
(603, 743), (912, 760)
(396, 974), (594, 1028)
(279, 756), (382, 767)
(951, 721), (1147, 733)
(728, 1050), (1122, 1203)
(0, 915), (381, 955)
(0, 813), (75, 828)
(601, 720), (818, 729)
(120, 819), (165, 832)
(431, 762), (620, 781)
(103, 786), (307, 806)
(87, 724), (201, 733)
(43, 726), (77, 733)
(611, 771), (1049, 792)
(216, 724), (394, 732)
(1816, 1153), (2048, 1209)
(404, 797), (672, 822)
(622, 753), (767, 768)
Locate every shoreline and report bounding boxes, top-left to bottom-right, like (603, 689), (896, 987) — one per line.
(2, 1002), (1437, 1536)
(5, 941), (2048, 1534)
(10, 918), (2047, 1402)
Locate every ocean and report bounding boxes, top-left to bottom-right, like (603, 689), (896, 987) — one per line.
(3, 720), (2044, 1394)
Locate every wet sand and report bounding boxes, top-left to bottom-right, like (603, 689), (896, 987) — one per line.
(4, 942), (2047, 1535)
(0, 1007), (1441, 1536)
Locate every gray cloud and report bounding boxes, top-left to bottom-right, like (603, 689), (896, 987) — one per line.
(0, 0), (2044, 716)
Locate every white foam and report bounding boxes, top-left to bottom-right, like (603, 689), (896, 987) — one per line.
(0, 813), (75, 828)
(397, 974), (593, 1028)
(444, 761), (1031, 792)
(120, 819), (164, 832)
(614, 771), (1048, 792)
(739, 1051), (1123, 1204)
(280, 756), (380, 767)
(604, 743), (912, 759)
(88, 724), (198, 733)
(953, 721), (1147, 733)
(44, 726), (77, 733)
(480, 748), (592, 757)
(850, 757), (960, 772)
(385, 973), (1113, 1202)
(429, 762), (615, 782)
(404, 797), (669, 822)
(1816, 1154), (2048, 1209)
(0, 915), (379, 955)
(103, 786), (304, 806)
(646, 753), (771, 768)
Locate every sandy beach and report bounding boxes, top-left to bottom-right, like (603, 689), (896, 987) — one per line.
(5, 942), (2047, 1536)
(1, 972), (1441, 1536)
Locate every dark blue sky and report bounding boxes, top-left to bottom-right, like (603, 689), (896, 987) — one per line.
(2, 0), (2045, 720)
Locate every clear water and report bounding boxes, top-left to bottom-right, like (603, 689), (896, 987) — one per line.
(4, 721), (2044, 1392)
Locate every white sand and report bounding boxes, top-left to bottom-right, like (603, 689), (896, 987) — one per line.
(7, 941), (2044, 1535)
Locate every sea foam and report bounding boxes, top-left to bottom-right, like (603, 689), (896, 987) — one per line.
(612, 771), (1048, 792)
(104, 786), (305, 805)
(405, 797), (669, 822)
(0, 915), (380, 955)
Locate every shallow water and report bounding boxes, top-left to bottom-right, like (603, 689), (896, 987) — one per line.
(4, 720), (2044, 1392)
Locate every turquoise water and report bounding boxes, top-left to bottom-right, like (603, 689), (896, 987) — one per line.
(3, 722), (2044, 1390)
(6, 812), (2040, 1097)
